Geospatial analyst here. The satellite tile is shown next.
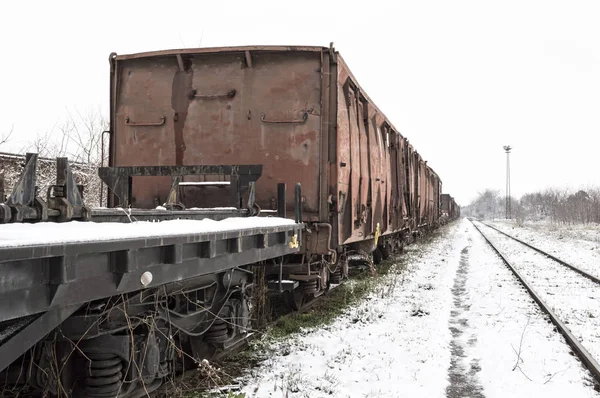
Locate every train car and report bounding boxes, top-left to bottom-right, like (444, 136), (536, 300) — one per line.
(441, 193), (460, 222)
(451, 196), (461, 219)
(0, 43), (453, 397)
(106, 44), (443, 298)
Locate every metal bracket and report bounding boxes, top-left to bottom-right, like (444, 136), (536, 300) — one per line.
(261, 112), (308, 124)
(125, 116), (166, 126)
(0, 154), (90, 223)
(190, 89), (236, 99)
(99, 164), (263, 209)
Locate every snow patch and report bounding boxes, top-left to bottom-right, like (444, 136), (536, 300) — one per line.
(0, 217), (296, 248)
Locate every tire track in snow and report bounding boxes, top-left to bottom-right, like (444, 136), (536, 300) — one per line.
(446, 245), (485, 398)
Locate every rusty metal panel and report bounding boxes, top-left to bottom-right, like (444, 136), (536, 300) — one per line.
(417, 156), (428, 225)
(388, 130), (398, 231)
(111, 50), (323, 214)
(367, 106), (384, 235)
(356, 99), (370, 233)
(405, 142), (417, 228)
(319, 50), (331, 223)
(389, 131), (402, 231)
(420, 163), (441, 227)
(430, 168), (441, 225)
(335, 60), (400, 244)
(441, 193), (450, 215)
(336, 66), (352, 243)
(398, 133), (409, 229)
(342, 83), (364, 242)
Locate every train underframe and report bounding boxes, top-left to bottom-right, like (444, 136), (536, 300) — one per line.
(1, 268), (252, 397)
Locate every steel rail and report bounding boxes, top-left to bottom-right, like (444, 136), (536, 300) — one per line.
(481, 221), (600, 285)
(470, 219), (600, 383)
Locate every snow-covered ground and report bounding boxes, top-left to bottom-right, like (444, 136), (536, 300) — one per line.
(237, 219), (599, 398)
(488, 220), (600, 279)
(475, 221), (600, 378)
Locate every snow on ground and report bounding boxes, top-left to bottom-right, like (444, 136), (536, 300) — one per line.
(488, 220), (600, 279)
(240, 224), (462, 398)
(237, 219), (599, 398)
(475, 221), (600, 381)
(465, 222), (598, 397)
(0, 217), (296, 248)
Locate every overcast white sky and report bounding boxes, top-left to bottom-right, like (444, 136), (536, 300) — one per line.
(1, 0), (599, 205)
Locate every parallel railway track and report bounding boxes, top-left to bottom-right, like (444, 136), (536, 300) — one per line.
(480, 221), (600, 284)
(470, 219), (600, 383)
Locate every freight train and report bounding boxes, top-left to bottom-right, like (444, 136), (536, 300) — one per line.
(441, 194), (461, 223)
(0, 44), (459, 397)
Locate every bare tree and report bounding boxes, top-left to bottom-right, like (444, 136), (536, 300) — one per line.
(19, 108), (109, 207)
(0, 125), (13, 148)
(59, 108), (108, 164)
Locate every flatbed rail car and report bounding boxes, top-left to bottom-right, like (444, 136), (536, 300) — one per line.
(0, 154), (304, 397)
(106, 44), (444, 298)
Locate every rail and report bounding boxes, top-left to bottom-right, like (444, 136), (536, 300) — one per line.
(470, 219), (600, 383)
(480, 221), (600, 285)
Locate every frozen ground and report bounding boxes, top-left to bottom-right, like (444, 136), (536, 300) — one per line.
(488, 220), (600, 279)
(236, 219), (599, 398)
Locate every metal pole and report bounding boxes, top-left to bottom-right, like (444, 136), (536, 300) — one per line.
(503, 145), (512, 219)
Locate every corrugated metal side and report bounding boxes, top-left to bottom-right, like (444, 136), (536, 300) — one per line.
(334, 59), (397, 246)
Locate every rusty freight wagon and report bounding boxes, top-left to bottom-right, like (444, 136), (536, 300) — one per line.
(441, 193), (460, 222)
(106, 44), (441, 301)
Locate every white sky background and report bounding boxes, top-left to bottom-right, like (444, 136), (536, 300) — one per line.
(1, 0), (599, 206)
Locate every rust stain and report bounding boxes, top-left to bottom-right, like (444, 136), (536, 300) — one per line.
(171, 67), (193, 165)
(291, 130), (317, 145)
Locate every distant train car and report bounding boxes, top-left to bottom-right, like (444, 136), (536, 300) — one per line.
(441, 193), (460, 222)
(106, 44), (445, 296)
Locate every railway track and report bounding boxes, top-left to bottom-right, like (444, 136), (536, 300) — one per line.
(480, 221), (600, 284)
(470, 219), (600, 383)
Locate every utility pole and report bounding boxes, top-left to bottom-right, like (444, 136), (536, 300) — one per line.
(503, 145), (512, 219)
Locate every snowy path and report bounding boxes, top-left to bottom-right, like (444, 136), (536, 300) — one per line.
(446, 245), (485, 397)
(238, 219), (599, 397)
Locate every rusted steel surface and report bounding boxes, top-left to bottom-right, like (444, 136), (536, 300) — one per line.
(108, 45), (445, 251)
(113, 46), (326, 61)
(110, 50), (324, 214)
